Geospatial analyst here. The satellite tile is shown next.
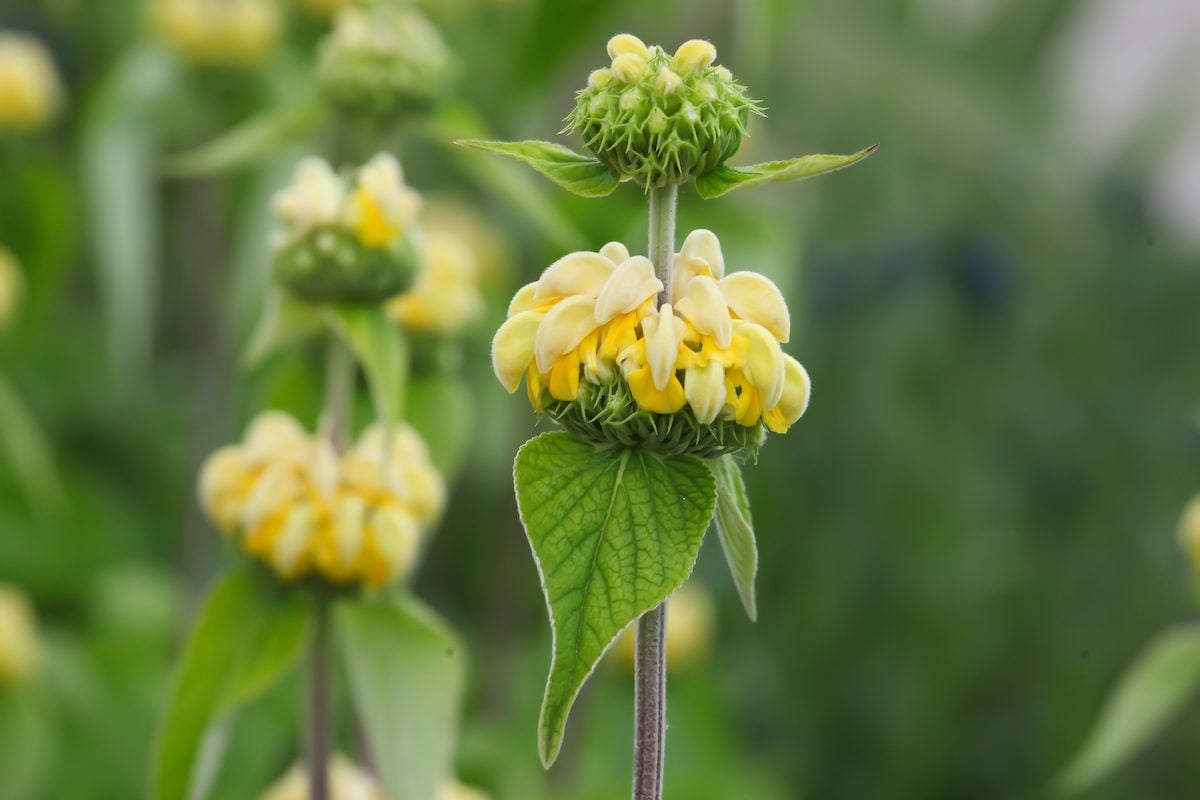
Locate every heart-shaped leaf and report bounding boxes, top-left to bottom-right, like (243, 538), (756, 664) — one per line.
(514, 433), (716, 766)
(695, 145), (878, 199)
(456, 139), (620, 198)
(712, 455), (758, 621)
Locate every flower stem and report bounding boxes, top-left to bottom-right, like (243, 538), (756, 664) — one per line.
(635, 182), (678, 800)
(649, 184), (678, 305)
(321, 336), (355, 451)
(308, 596), (333, 800)
(633, 602), (668, 800)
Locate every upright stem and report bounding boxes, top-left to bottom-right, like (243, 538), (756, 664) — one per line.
(321, 337), (355, 451)
(308, 598), (333, 800)
(634, 182), (678, 800)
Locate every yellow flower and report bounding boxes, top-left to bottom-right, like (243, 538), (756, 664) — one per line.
(387, 230), (483, 333)
(262, 755), (383, 800)
(343, 154), (422, 249)
(0, 247), (22, 331)
(0, 584), (40, 684)
(0, 32), (63, 132)
(150, 0), (282, 67)
(198, 412), (444, 587)
(1180, 494), (1200, 572)
(492, 230), (811, 434)
(613, 582), (715, 673)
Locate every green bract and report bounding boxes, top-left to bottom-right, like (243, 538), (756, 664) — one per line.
(514, 433), (717, 766)
(273, 227), (418, 305)
(566, 48), (760, 188)
(543, 377), (764, 458)
(316, 5), (452, 120)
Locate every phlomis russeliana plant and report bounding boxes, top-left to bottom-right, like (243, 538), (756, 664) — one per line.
(463, 33), (875, 800)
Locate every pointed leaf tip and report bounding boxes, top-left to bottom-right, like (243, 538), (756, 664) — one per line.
(695, 144), (879, 199)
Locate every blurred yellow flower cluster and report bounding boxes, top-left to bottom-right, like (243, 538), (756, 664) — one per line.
(492, 229), (810, 432)
(273, 154), (422, 253)
(0, 584), (40, 684)
(1179, 494), (1200, 572)
(388, 229), (483, 334)
(0, 32), (63, 132)
(261, 755), (489, 800)
(0, 247), (21, 331)
(150, 0), (281, 67)
(199, 411), (444, 587)
(613, 582), (715, 673)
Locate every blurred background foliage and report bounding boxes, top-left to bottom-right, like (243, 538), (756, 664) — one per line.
(1, 0), (1200, 798)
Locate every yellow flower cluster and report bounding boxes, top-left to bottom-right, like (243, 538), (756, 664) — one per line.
(492, 230), (810, 433)
(388, 229), (483, 334)
(0, 247), (21, 331)
(1180, 494), (1200, 572)
(0, 32), (63, 132)
(0, 584), (40, 684)
(273, 154), (422, 252)
(262, 755), (490, 800)
(199, 412), (444, 587)
(587, 33), (720, 96)
(612, 582), (715, 673)
(150, 0), (281, 67)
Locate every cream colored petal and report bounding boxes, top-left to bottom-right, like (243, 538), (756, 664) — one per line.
(599, 241), (631, 265)
(242, 465), (302, 532)
(310, 439), (340, 499)
(534, 251), (615, 301)
(775, 354), (811, 425)
(198, 446), (247, 521)
(607, 33), (650, 60)
(371, 507), (419, 579)
(594, 256), (662, 323)
(507, 281), (539, 316)
(272, 503), (315, 577)
(610, 53), (648, 82)
(492, 310), (543, 393)
(243, 411), (308, 464)
(534, 295), (598, 374)
(643, 304), (684, 391)
(685, 360), (727, 424)
(671, 39), (717, 73)
(333, 494), (367, 569)
(720, 271), (791, 342)
(679, 229), (725, 279)
(674, 275), (732, 348)
(734, 321), (786, 409)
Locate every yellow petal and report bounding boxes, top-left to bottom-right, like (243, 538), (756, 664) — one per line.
(271, 503), (315, 578)
(733, 321), (785, 410)
(594, 256), (662, 323)
(243, 411), (308, 465)
(507, 281), (539, 315)
(674, 275), (732, 348)
(198, 446), (248, 531)
(547, 348), (583, 401)
(641, 303), (685, 391)
(774, 354), (811, 428)
(720, 271), (791, 342)
(370, 507), (419, 584)
(534, 251), (614, 301)
(534, 295), (598, 374)
(492, 310), (543, 393)
(627, 366), (687, 414)
(242, 465), (302, 533)
(588, 68), (613, 89)
(671, 39), (717, 73)
(331, 493), (367, 571)
(611, 52), (647, 82)
(679, 229), (725, 277)
(607, 33), (650, 60)
(684, 360), (727, 424)
(599, 241), (631, 264)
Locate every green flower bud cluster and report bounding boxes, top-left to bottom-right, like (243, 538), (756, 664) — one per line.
(544, 377), (764, 458)
(274, 228), (419, 305)
(316, 4), (452, 120)
(566, 35), (761, 188)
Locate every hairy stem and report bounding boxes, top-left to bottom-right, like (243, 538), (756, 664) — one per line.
(649, 184), (679, 305)
(633, 602), (668, 800)
(308, 597), (333, 800)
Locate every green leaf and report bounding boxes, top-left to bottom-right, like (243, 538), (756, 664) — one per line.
(406, 375), (473, 477)
(1057, 624), (1200, 796)
(712, 455), (758, 621)
(242, 290), (322, 368)
(514, 433), (716, 766)
(455, 139), (620, 198)
(165, 98), (325, 177)
(152, 568), (311, 800)
(324, 305), (409, 425)
(694, 144), (879, 199)
(0, 375), (64, 513)
(0, 685), (53, 800)
(338, 593), (464, 800)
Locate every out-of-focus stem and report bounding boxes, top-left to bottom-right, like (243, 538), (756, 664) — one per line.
(321, 337), (355, 451)
(308, 597), (333, 800)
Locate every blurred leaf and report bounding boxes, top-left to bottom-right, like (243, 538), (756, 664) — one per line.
(0, 685), (53, 800)
(338, 592), (464, 800)
(1057, 625), (1200, 796)
(152, 568), (311, 800)
(694, 145), (879, 199)
(243, 290), (322, 369)
(81, 46), (179, 382)
(712, 455), (758, 621)
(456, 139), (620, 198)
(0, 375), (64, 513)
(324, 306), (408, 426)
(165, 98), (326, 177)
(406, 374), (473, 477)
(513, 432), (716, 766)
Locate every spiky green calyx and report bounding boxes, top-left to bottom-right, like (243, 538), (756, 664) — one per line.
(565, 36), (762, 189)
